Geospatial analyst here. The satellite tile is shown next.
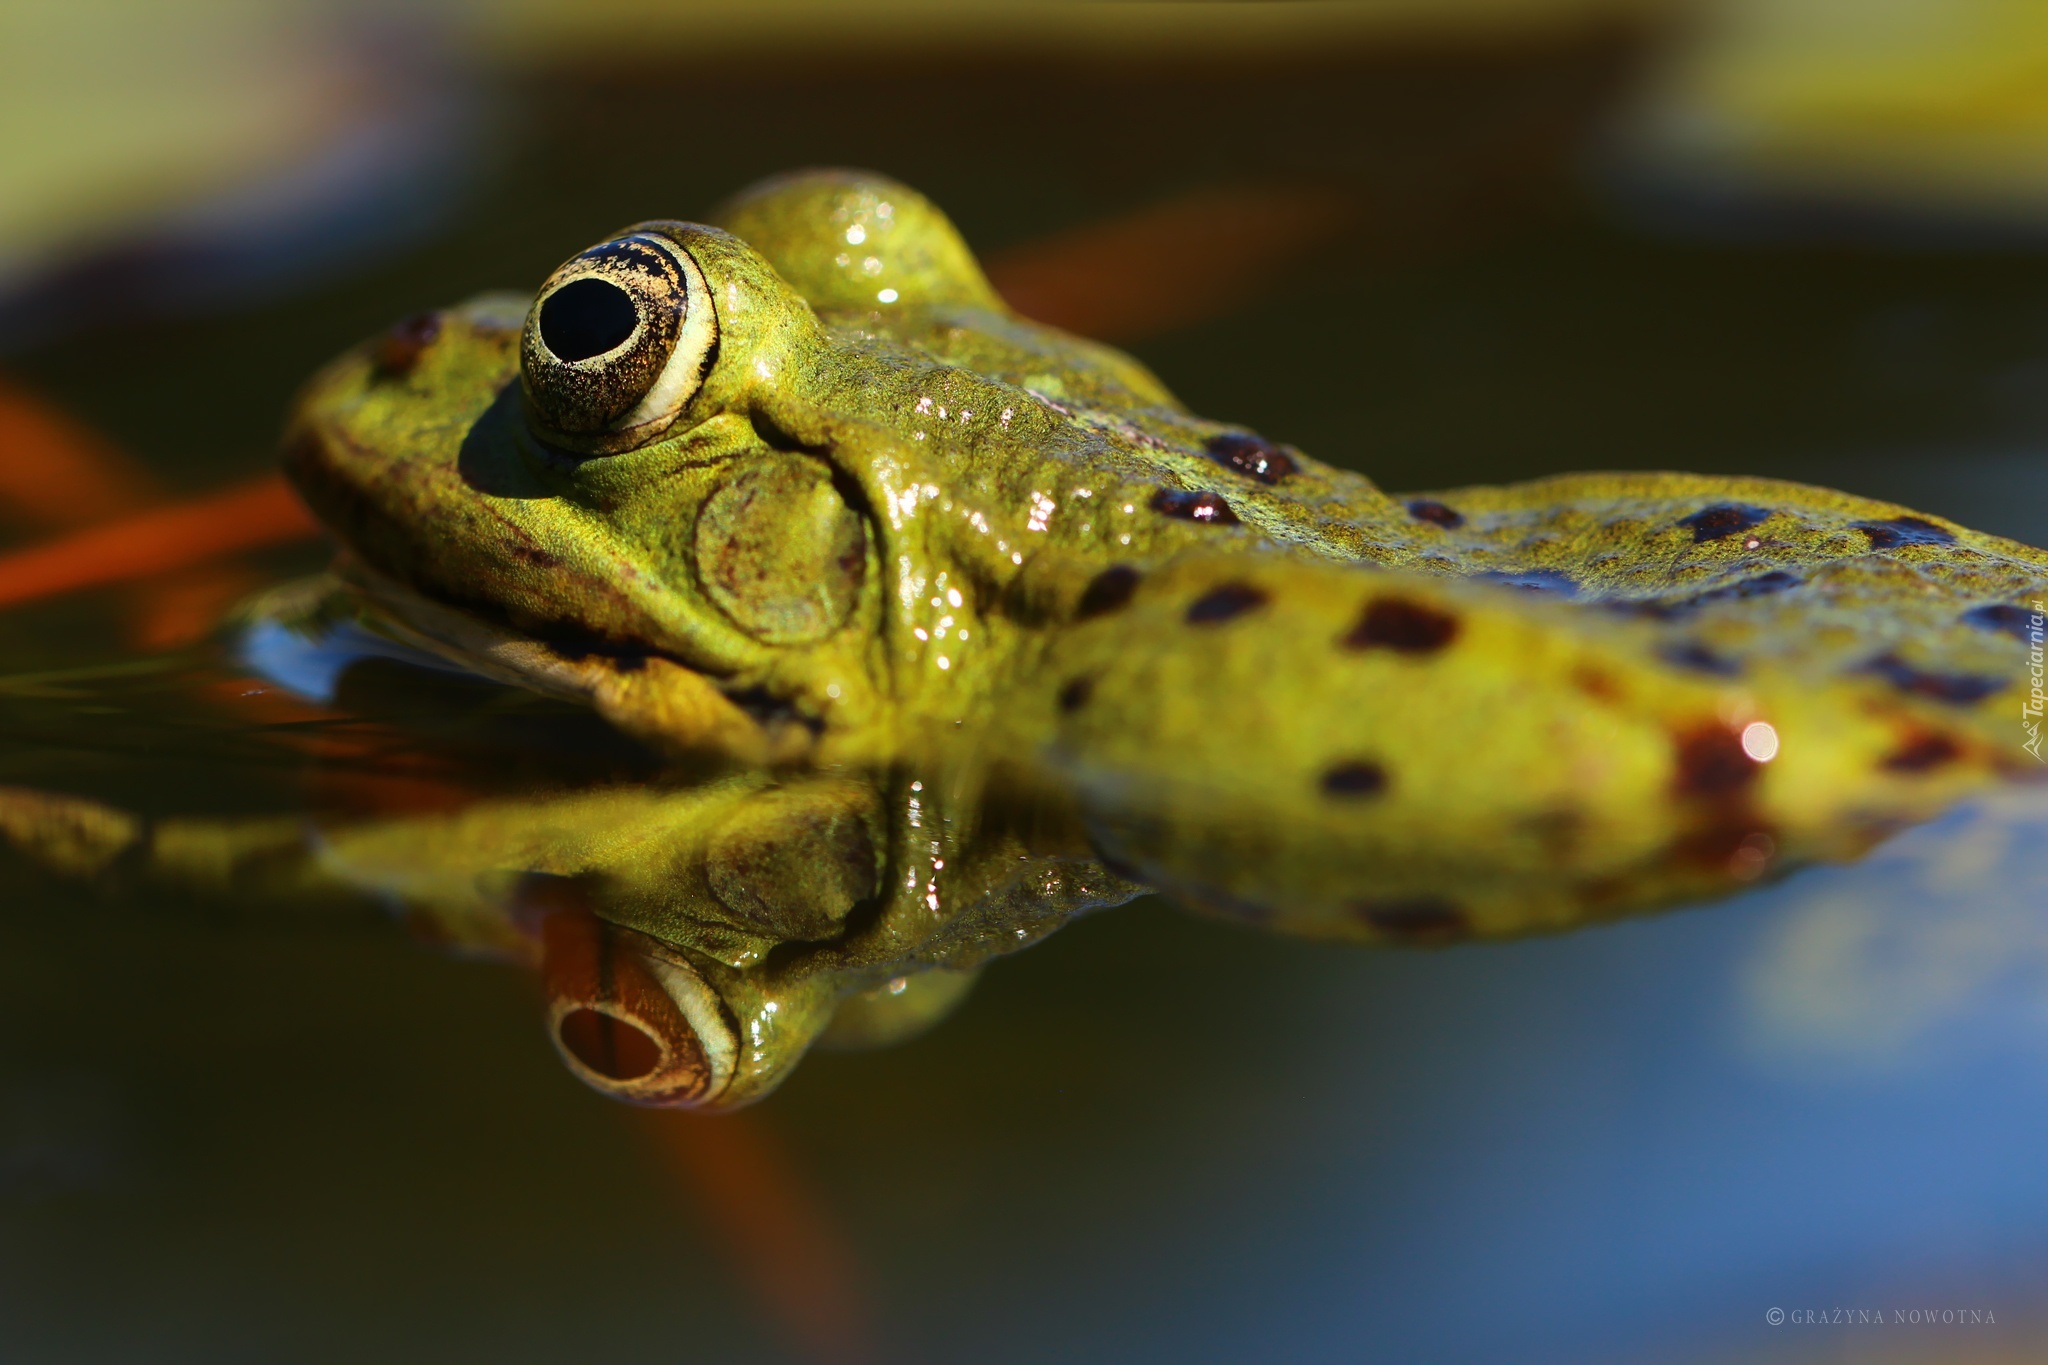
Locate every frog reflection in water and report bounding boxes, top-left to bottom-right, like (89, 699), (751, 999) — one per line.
(9, 169), (2048, 1108)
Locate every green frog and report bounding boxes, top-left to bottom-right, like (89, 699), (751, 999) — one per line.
(10, 169), (2046, 1109)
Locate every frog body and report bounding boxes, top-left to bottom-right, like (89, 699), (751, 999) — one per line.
(228, 167), (2048, 1103)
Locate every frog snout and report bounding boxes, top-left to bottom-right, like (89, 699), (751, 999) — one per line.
(538, 909), (739, 1107)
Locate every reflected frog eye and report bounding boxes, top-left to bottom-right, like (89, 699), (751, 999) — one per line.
(538, 909), (738, 1107)
(519, 231), (717, 454)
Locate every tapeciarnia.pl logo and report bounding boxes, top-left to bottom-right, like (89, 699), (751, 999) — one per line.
(2024, 600), (2046, 762)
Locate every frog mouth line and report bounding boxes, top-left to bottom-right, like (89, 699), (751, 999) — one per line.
(316, 555), (824, 756)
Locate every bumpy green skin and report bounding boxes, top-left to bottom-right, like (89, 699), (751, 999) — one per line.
(204, 167), (2048, 1099)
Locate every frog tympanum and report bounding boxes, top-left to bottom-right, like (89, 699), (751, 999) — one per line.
(6, 170), (2045, 1108)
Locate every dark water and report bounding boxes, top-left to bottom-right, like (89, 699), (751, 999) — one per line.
(6, 40), (2048, 1364)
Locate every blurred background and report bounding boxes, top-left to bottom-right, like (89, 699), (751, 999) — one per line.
(6, 1), (2048, 1361)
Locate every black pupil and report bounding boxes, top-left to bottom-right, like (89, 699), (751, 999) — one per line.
(538, 277), (639, 361)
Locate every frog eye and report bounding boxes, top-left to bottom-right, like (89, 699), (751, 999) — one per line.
(538, 909), (738, 1106)
(520, 232), (718, 454)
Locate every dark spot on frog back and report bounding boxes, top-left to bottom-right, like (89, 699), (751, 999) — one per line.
(1077, 564), (1141, 619)
(1186, 582), (1268, 625)
(1857, 652), (2006, 705)
(1882, 729), (1963, 772)
(1678, 503), (1769, 543)
(1204, 432), (1297, 484)
(1151, 488), (1238, 524)
(1058, 676), (1094, 712)
(1855, 516), (1956, 549)
(1672, 723), (1761, 799)
(1351, 895), (1468, 945)
(1344, 597), (1459, 654)
(1962, 603), (2040, 639)
(1406, 499), (1464, 528)
(1321, 760), (1387, 797)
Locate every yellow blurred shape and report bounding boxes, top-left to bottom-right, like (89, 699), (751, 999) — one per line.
(0, 0), (381, 282)
(1635, 0), (2048, 216)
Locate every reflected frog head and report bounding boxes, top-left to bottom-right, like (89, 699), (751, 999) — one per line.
(0, 750), (1127, 1111)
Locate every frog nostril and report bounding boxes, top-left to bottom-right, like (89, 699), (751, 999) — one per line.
(539, 277), (640, 361)
(372, 311), (442, 377)
(557, 1006), (664, 1081)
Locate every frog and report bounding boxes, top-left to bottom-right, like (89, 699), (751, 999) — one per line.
(16, 167), (2044, 1110)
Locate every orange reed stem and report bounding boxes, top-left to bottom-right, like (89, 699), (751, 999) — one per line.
(646, 1109), (875, 1365)
(0, 471), (320, 610)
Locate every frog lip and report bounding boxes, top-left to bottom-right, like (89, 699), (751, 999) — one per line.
(539, 910), (739, 1107)
(282, 407), (707, 671)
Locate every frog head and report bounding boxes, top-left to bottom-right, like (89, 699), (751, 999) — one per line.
(282, 169), (1407, 768)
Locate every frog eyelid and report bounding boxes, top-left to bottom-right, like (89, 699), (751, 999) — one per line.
(614, 234), (717, 434)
